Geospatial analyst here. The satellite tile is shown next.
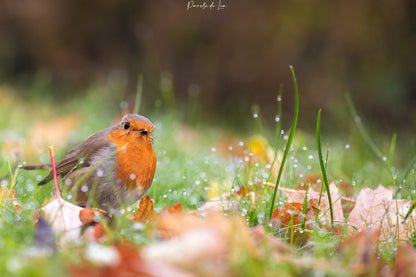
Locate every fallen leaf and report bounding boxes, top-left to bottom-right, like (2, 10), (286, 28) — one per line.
(348, 184), (416, 240)
(278, 182), (345, 225)
(40, 196), (84, 245)
(132, 196), (154, 223)
(69, 243), (193, 277)
(394, 244), (416, 277)
(39, 196), (108, 245)
(338, 229), (390, 275)
(79, 208), (107, 241)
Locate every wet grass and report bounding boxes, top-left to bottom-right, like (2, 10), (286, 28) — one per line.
(0, 74), (415, 276)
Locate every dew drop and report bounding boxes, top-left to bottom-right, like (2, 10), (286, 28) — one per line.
(26, 184), (34, 192)
(345, 144), (350, 149)
(308, 155), (313, 159)
(265, 164), (271, 169)
(97, 170), (104, 177)
(120, 101), (128, 110)
(211, 147), (216, 152)
(277, 96), (282, 102)
(65, 179), (72, 186)
(302, 146), (307, 151)
(382, 156), (387, 161)
(129, 174), (136, 180)
(253, 113), (258, 118)
(274, 116), (280, 122)
(239, 141), (244, 147)
(228, 146), (233, 151)
(81, 186), (88, 192)
(195, 180), (201, 185)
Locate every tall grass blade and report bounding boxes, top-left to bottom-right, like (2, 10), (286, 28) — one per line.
(316, 109), (335, 234)
(268, 66), (299, 222)
(345, 93), (384, 160)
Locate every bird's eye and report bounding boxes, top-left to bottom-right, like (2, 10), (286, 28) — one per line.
(139, 129), (148, 135)
(123, 122), (130, 130)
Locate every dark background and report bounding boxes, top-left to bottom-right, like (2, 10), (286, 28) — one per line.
(0, 0), (415, 133)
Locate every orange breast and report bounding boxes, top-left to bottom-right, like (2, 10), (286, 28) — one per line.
(107, 130), (156, 191)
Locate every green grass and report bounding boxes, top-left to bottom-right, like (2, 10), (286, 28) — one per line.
(0, 73), (415, 276)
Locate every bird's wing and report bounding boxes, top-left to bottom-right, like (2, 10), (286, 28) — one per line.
(38, 127), (116, 186)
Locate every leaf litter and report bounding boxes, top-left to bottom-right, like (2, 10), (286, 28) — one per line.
(3, 134), (416, 276)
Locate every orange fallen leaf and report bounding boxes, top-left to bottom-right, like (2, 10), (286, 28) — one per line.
(272, 202), (316, 228)
(132, 195), (154, 223)
(160, 203), (183, 215)
(267, 182), (347, 225)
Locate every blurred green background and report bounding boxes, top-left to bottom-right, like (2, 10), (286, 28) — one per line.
(0, 0), (415, 133)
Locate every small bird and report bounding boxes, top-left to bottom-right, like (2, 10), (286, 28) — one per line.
(24, 114), (157, 211)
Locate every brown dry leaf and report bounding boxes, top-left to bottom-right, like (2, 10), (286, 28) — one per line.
(280, 182), (345, 224)
(347, 184), (415, 240)
(142, 213), (283, 275)
(338, 229), (390, 275)
(69, 243), (193, 277)
(132, 195), (154, 223)
(394, 244), (416, 277)
(79, 208), (108, 241)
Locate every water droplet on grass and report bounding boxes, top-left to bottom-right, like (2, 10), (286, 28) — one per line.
(81, 186), (88, 192)
(345, 144), (350, 149)
(275, 116), (280, 122)
(97, 170), (104, 177)
(253, 113), (258, 118)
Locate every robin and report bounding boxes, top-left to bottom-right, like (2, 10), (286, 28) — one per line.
(24, 114), (157, 211)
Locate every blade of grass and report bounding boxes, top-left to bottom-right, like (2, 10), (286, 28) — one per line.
(345, 93), (384, 160)
(395, 153), (416, 199)
(300, 184), (309, 244)
(268, 65), (299, 222)
(387, 133), (397, 169)
(316, 109), (334, 235)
